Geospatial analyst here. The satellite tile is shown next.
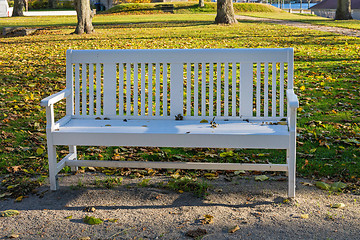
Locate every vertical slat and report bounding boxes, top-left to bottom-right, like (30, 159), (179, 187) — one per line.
(119, 64), (124, 116)
(240, 63), (253, 117)
(224, 62), (229, 117)
(88, 64), (94, 115)
(280, 62), (285, 117)
(201, 63), (206, 116)
(74, 64), (80, 116)
(140, 63), (146, 116)
(148, 64), (153, 116)
(170, 63), (183, 117)
(287, 49), (294, 89)
(216, 63), (221, 116)
(66, 50), (74, 116)
(256, 63), (261, 117)
(126, 63), (131, 116)
(155, 63), (160, 116)
(82, 63), (87, 115)
(163, 63), (168, 116)
(103, 63), (117, 116)
(133, 63), (139, 116)
(209, 63), (214, 117)
(193, 64), (199, 117)
(272, 63), (277, 117)
(96, 63), (101, 116)
(232, 62), (236, 117)
(264, 62), (269, 117)
(186, 63), (191, 116)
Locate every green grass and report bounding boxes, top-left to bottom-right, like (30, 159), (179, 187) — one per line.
(0, 13), (359, 197)
(243, 12), (360, 30)
(104, 2), (281, 15)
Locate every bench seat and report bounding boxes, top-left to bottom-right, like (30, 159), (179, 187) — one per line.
(52, 119), (290, 148)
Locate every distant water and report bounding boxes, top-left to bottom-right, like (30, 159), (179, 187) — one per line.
(271, 3), (317, 9)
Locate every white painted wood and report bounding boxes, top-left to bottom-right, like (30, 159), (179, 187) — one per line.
(41, 48), (298, 198)
(155, 63), (160, 116)
(194, 63), (199, 117)
(95, 63), (101, 116)
(272, 63), (277, 117)
(209, 63), (214, 116)
(256, 63), (261, 117)
(74, 64), (80, 116)
(232, 62), (236, 117)
(280, 62), (284, 117)
(103, 63), (117, 116)
(88, 64), (94, 115)
(216, 63), (221, 116)
(126, 63), (132, 116)
(224, 62), (229, 117)
(66, 160), (288, 172)
(140, 63), (146, 116)
(186, 63), (191, 116)
(133, 63), (139, 116)
(119, 64), (124, 116)
(201, 63), (206, 116)
(170, 63), (183, 116)
(82, 63), (87, 115)
(163, 63), (168, 116)
(264, 63), (269, 117)
(148, 64), (153, 116)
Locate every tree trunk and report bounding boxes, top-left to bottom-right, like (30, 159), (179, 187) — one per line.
(199, 0), (204, 8)
(215, 0), (237, 24)
(48, 0), (58, 9)
(12, 0), (24, 16)
(74, 0), (94, 34)
(335, 0), (352, 20)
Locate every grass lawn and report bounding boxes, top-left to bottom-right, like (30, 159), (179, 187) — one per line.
(0, 13), (359, 198)
(243, 12), (360, 30)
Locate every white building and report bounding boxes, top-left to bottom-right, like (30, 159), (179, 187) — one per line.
(310, 0), (360, 20)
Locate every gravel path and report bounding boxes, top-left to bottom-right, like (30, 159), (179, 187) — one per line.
(236, 15), (360, 38)
(1, 173), (359, 240)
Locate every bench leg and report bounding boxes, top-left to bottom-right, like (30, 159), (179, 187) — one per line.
(287, 134), (296, 198)
(69, 145), (78, 172)
(47, 144), (59, 191)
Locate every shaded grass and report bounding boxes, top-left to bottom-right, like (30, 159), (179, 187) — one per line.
(243, 12), (360, 30)
(0, 14), (359, 190)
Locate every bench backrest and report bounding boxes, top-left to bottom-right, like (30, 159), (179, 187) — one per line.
(66, 48), (293, 121)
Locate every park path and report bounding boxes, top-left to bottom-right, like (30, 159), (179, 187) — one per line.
(236, 15), (360, 38)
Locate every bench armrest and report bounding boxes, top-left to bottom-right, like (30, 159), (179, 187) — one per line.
(286, 89), (299, 109)
(40, 89), (71, 107)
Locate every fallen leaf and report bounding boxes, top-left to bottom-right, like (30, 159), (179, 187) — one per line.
(301, 182), (313, 186)
(83, 207), (96, 212)
(228, 225), (240, 233)
(65, 215), (73, 219)
(330, 182), (347, 192)
(83, 215), (103, 225)
(220, 151), (234, 158)
(108, 218), (118, 223)
(1, 210), (20, 217)
(200, 214), (214, 224)
(200, 119), (208, 123)
(315, 181), (330, 190)
(15, 196), (24, 202)
(203, 173), (218, 180)
(36, 148), (44, 155)
(255, 175), (269, 181)
(300, 214), (309, 219)
(78, 237), (90, 240)
(331, 203), (345, 209)
(8, 234), (19, 239)
(234, 170), (245, 175)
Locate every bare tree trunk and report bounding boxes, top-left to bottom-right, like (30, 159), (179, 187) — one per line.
(48, 0), (58, 9)
(12, 0), (24, 16)
(199, 0), (204, 8)
(215, 0), (237, 24)
(335, 0), (352, 20)
(74, 0), (94, 34)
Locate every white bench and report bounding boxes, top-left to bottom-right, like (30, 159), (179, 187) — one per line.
(41, 48), (299, 197)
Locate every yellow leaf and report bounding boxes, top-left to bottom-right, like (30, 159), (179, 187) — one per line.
(228, 225), (240, 233)
(300, 86), (305, 91)
(15, 196), (24, 202)
(200, 119), (208, 123)
(36, 148), (44, 155)
(300, 214), (309, 219)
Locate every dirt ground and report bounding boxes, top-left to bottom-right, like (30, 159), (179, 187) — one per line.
(1, 172), (359, 240)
